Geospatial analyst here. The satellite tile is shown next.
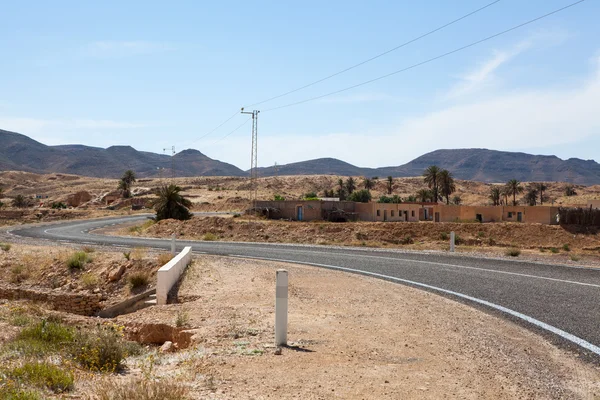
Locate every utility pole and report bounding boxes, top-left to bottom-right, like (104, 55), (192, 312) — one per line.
(163, 146), (176, 179)
(241, 108), (260, 211)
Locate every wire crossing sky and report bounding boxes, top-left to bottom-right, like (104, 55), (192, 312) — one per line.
(1, 0), (599, 169)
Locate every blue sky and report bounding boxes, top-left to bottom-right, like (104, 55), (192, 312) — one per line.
(1, 0), (599, 170)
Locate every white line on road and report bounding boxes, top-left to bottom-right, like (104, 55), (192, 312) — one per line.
(232, 254), (600, 357)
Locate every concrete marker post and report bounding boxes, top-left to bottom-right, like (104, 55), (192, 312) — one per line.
(275, 269), (288, 346)
(171, 233), (176, 255)
(450, 231), (455, 253)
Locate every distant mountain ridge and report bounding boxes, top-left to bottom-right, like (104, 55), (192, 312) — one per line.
(2, 129), (600, 184)
(0, 129), (246, 178)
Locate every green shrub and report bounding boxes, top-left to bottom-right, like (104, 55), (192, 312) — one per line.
(550, 247), (560, 254)
(202, 232), (217, 241)
(477, 231), (485, 238)
(570, 254), (581, 262)
(440, 232), (449, 241)
(128, 272), (149, 290)
(562, 243), (571, 252)
(506, 248), (521, 257)
(1, 242), (11, 252)
(10, 321), (75, 355)
(400, 235), (413, 245)
(51, 202), (67, 209)
(66, 251), (90, 270)
(175, 310), (189, 328)
(81, 272), (99, 289)
(0, 387), (42, 400)
(72, 326), (130, 373)
(10, 265), (29, 284)
(123, 251), (131, 261)
(487, 237), (496, 246)
(8, 362), (74, 393)
(348, 189), (372, 203)
(233, 213), (241, 218)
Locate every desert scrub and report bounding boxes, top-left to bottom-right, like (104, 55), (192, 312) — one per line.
(123, 251), (131, 260)
(202, 232), (217, 241)
(9, 320), (75, 355)
(157, 253), (173, 266)
(1, 242), (11, 251)
(131, 247), (147, 261)
(562, 243), (571, 252)
(81, 246), (95, 253)
(0, 386), (42, 400)
(95, 378), (188, 400)
(570, 254), (581, 261)
(81, 272), (99, 289)
(439, 232), (449, 241)
(128, 272), (149, 290)
(10, 265), (30, 284)
(7, 362), (74, 393)
(66, 251), (91, 270)
(550, 247), (560, 254)
(506, 248), (521, 257)
(72, 326), (131, 373)
(175, 310), (189, 328)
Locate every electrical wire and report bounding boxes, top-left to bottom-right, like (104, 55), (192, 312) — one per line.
(186, 110), (240, 147)
(209, 117), (252, 146)
(244, 0), (502, 108)
(263, 0), (585, 113)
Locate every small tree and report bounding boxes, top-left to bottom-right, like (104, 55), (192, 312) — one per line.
(303, 192), (318, 200)
(386, 176), (393, 194)
(362, 177), (374, 190)
(118, 170), (136, 198)
(348, 189), (371, 203)
(505, 179), (524, 206)
(525, 185), (539, 206)
(345, 177), (356, 195)
(536, 183), (547, 205)
(438, 169), (456, 205)
(416, 189), (432, 202)
(452, 195), (462, 205)
(423, 166), (441, 202)
(12, 194), (31, 208)
(489, 186), (501, 206)
(564, 185), (577, 197)
(154, 184), (192, 221)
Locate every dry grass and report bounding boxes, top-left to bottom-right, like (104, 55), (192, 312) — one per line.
(131, 247), (147, 261)
(92, 379), (188, 400)
(128, 272), (150, 290)
(156, 253), (173, 266)
(81, 272), (99, 288)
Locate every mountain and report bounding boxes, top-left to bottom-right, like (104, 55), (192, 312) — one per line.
(0, 129), (246, 178)
(255, 149), (600, 185)
(2, 129), (600, 184)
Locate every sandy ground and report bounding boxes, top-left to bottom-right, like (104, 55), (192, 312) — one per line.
(113, 256), (600, 399)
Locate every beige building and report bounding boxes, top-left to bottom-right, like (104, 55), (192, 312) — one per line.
(431, 205), (560, 225)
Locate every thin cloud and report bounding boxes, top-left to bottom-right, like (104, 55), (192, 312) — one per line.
(317, 93), (394, 104)
(0, 117), (148, 134)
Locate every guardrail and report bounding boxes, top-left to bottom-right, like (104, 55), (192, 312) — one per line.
(157, 246), (192, 305)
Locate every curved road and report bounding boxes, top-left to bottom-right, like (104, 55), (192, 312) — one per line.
(7, 214), (600, 359)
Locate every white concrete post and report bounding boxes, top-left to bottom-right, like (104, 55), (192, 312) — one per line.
(450, 231), (455, 252)
(275, 269), (288, 346)
(171, 233), (176, 255)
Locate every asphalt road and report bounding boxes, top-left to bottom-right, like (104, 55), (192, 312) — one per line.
(7, 214), (600, 358)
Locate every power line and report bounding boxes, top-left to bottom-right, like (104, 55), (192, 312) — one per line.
(263, 0), (585, 113)
(244, 0), (502, 108)
(209, 117), (252, 146)
(186, 110), (240, 148)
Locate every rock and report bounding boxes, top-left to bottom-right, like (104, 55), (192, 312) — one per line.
(93, 288), (100, 294)
(160, 341), (174, 353)
(274, 347), (282, 355)
(108, 265), (126, 282)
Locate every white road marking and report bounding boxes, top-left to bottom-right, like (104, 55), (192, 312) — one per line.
(234, 254), (600, 356)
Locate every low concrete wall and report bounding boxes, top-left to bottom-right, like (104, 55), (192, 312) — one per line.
(0, 284), (102, 316)
(157, 246), (192, 305)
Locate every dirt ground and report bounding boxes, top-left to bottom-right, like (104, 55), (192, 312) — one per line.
(122, 216), (600, 267)
(113, 255), (600, 399)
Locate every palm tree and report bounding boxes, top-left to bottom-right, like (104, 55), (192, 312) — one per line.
(154, 184), (193, 221)
(505, 179), (524, 206)
(525, 185), (539, 206)
(536, 183), (547, 205)
(452, 195), (462, 205)
(12, 194), (30, 208)
(362, 177), (374, 190)
(489, 186), (501, 206)
(118, 170), (136, 198)
(345, 177), (356, 195)
(423, 166), (441, 202)
(438, 169), (456, 205)
(416, 189), (432, 202)
(386, 176), (393, 194)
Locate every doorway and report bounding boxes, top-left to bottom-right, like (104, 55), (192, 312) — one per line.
(435, 212), (440, 223)
(476, 214), (483, 223)
(384, 210), (388, 221)
(297, 206), (303, 221)
(517, 212), (522, 222)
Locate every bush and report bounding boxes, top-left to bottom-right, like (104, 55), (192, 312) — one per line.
(11, 320), (75, 355)
(273, 194), (285, 201)
(66, 251), (90, 270)
(95, 379), (188, 400)
(570, 254), (581, 262)
(72, 326), (130, 373)
(50, 202), (67, 209)
(1, 242), (11, 251)
(81, 272), (99, 288)
(175, 310), (189, 328)
(128, 272), (149, 290)
(550, 247), (560, 254)
(157, 253), (173, 266)
(400, 235), (413, 245)
(440, 232), (449, 241)
(562, 243), (571, 252)
(202, 233), (217, 241)
(506, 248), (521, 257)
(0, 387), (42, 400)
(123, 251), (131, 261)
(8, 362), (74, 393)
(348, 189), (372, 203)
(10, 265), (29, 284)
(233, 213), (241, 218)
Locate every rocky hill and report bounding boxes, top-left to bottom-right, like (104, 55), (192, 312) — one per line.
(0, 129), (246, 178)
(2, 129), (600, 184)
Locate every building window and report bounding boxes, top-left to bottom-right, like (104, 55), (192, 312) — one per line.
(508, 212), (513, 218)
(377, 210), (380, 217)
(391, 210), (394, 217)
(411, 210), (415, 217)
